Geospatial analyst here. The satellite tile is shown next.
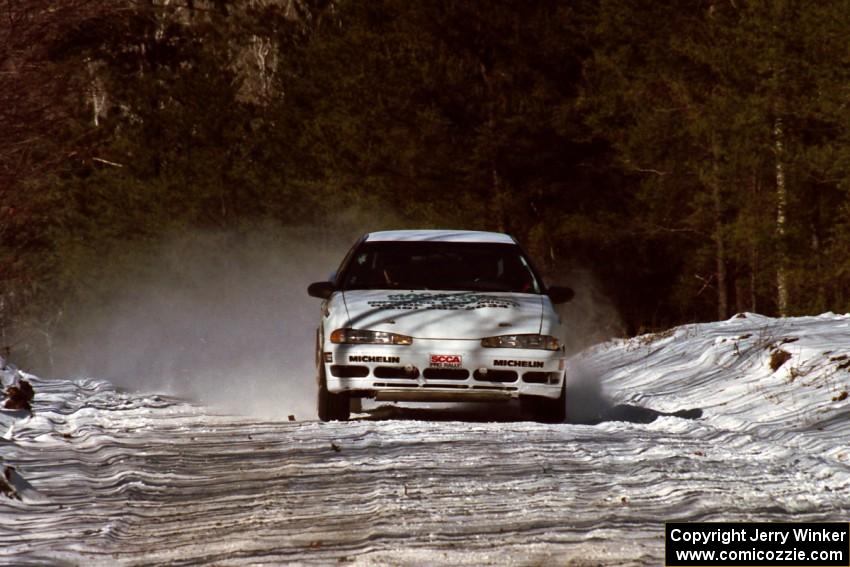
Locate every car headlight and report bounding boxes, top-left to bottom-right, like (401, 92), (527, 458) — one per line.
(480, 334), (561, 351)
(330, 328), (413, 345)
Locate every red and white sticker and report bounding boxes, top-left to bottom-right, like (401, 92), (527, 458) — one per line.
(430, 354), (462, 368)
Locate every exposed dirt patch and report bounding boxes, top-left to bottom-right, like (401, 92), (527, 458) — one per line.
(3, 379), (34, 412)
(833, 391), (848, 402)
(634, 328), (675, 346)
(770, 349), (792, 372)
(0, 467), (21, 501)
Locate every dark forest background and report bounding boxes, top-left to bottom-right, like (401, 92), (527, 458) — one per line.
(3, 0), (850, 371)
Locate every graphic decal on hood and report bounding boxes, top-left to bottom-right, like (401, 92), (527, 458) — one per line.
(366, 292), (520, 311)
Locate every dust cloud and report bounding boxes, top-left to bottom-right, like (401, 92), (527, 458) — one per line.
(47, 223), (367, 420)
(552, 267), (625, 422)
(551, 267), (624, 355)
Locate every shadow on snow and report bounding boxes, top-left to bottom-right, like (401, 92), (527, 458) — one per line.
(357, 390), (702, 425)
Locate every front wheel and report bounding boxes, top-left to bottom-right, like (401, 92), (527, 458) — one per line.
(520, 384), (566, 424)
(317, 365), (350, 422)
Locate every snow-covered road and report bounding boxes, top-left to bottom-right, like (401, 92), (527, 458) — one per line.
(2, 313), (850, 565)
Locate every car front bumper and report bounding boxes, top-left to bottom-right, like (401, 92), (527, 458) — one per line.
(322, 339), (565, 402)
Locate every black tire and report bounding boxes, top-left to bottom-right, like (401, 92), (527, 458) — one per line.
(520, 383), (567, 424)
(317, 364), (350, 422)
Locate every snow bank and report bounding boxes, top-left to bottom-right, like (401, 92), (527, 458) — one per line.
(589, 312), (850, 430)
(1, 314), (848, 565)
(1, 358), (41, 504)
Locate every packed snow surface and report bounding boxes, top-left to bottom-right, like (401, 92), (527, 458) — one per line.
(2, 313), (849, 565)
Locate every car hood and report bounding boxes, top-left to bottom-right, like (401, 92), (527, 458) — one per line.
(340, 290), (544, 340)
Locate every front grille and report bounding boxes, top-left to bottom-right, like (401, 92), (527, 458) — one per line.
(473, 369), (518, 383)
(330, 365), (369, 378)
(374, 366), (419, 379)
(422, 368), (470, 380)
(522, 371), (560, 384)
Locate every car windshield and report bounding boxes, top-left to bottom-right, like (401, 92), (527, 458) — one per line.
(339, 241), (541, 293)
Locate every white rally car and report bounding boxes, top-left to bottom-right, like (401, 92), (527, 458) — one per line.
(307, 230), (574, 422)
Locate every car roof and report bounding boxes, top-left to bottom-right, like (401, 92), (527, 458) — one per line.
(363, 230), (516, 244)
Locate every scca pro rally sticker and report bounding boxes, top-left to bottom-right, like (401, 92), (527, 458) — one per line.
(430, 354), (462, 368)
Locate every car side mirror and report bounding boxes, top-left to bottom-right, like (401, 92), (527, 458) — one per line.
(307, 281), (335, 299)
(547, 286), (574, 304)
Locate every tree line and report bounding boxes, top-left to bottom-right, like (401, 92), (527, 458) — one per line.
(3, 0), (850, 367)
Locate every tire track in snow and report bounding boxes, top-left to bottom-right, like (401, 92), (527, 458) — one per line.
(2, 401), (846, 565)
(2, 313), (850, 565)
